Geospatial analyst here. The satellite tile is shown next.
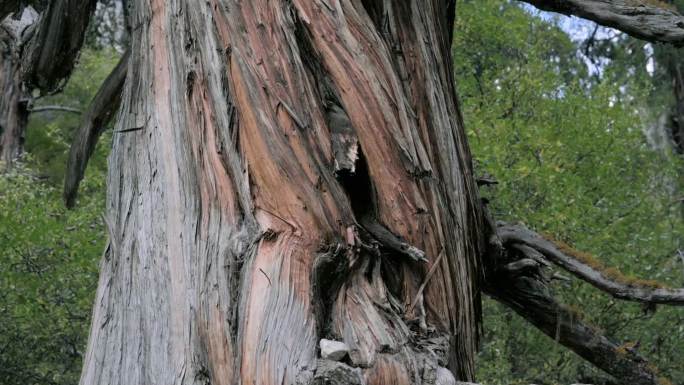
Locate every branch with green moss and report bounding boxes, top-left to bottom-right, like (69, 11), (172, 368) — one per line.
(497, 223), (684, 305)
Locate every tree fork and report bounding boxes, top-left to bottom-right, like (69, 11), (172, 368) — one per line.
(0, 7), (36, 166)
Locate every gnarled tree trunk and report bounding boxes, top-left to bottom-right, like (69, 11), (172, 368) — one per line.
(78, 1), (488, 384)
(0, 10), (33, 166)
(73, 1), (684, 384)
(0, 40), (28, 165)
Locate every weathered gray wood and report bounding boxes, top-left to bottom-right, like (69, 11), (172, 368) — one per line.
(523, 0), (684, 46)
(21, 0), (97, 92)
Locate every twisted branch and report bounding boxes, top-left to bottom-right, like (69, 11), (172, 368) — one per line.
(498, 223), (684, 305)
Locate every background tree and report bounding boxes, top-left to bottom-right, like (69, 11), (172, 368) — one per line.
(0, 47), (121, 385)
(454, 2), (684, 383)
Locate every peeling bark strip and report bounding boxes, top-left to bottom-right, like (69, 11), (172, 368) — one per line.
(498, 224), (684, 304)
(523, 0), (684, 46)
(64, 50), (128, 208)
(79, 0), (486, 384)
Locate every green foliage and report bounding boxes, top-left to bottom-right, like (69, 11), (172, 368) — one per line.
(0, 162), (104, 385)
(2, 2), (683, 385)
(455, 1), (684, 383)
(0, 48), (117, 385)
(25, 48), (119, 184)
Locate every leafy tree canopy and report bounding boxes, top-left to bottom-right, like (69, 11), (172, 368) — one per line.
(455, 1), (684, 383)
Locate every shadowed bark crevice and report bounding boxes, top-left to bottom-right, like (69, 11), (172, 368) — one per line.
(0, 1), (21, 21)
(312, 244), (350, 340)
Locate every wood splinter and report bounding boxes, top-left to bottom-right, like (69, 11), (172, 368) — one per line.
(359, 215), (428, 263)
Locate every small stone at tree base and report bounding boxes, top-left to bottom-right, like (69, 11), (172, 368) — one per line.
(434, 366), (457, 385)
(319, 339), (349, 361)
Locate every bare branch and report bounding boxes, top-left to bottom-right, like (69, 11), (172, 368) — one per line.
(30, 105), (81, 114)
(522, 0), (684, 46)
(485, 273), (665, 385)
(63, 50), (128, 208)
(498, 223), (684, 305)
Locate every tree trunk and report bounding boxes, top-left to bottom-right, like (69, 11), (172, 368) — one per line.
(0, 1), (95, 167)
(670, 61), (684, 154)
(0, 29), (28, 166)
(79, 1), (488, 384)
(0, 8), (33, 168)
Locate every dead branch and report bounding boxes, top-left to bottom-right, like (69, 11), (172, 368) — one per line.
(63, 50), (128, 208)
(30, 105), (81, 114)
(359, 216), (429, 263)
(522, 0), (684, 46)
(485, 272), (666, 385)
